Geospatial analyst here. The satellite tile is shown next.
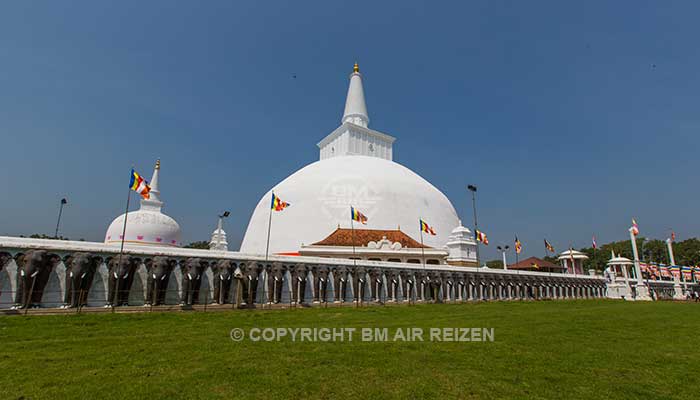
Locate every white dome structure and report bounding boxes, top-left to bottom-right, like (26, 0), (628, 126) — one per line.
(105, 160), (182, 247)
(240, 64), (460, 255)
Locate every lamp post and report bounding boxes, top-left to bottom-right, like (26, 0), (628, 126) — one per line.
(497, 245), (510, 270)
(54, 198), (67, 239)
(219, 210), (230, 230)
(467, 185), (479, 267)
(212, 211), (230, 251)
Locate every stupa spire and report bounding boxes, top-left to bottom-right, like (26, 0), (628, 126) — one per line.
(342, 62), (369, 128)
(140, 159), (163, 211)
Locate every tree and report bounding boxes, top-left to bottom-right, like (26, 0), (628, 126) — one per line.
(673, 238), (700, 266)
(486, 259), (503, 269)
(576, 236), (700, 271)
(543, 256), (558, 265)
(184, 241), (210, 249)
(27, 234), (69, 240)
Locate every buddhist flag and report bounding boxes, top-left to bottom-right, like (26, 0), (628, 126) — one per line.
(544, 239), (555, 253)
(660, 265), (671, 278)
(631, 219), (639, 236)
(650, 264), (659, 278)
(350, 206), (367, 224)
(475, 230), (488, 245)
(592, 235), (597, 250)
(669, 265), (680, 278)
(129, 169), (151, 199)
(420, 219), (436, 235)
(515, 236), (522, 254)
(682, 266), (692, 280)
(271, 192), (290, 211)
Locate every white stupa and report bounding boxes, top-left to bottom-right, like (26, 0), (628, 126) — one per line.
(209, 215), (229, 251)
(105, 160), (182, 247)
(240, 63), (460, 255)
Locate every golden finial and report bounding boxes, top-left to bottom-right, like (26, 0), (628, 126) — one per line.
(353, 62), (359, 73)
(155, 159), (161, 170)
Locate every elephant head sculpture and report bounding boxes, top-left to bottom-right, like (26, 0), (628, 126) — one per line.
(145, 257), (177, 306)
(106, 256), (140, 307)
(62, 252), (102, 308)
(212, 260), (233, 304)
(0, 252), (11, 271)
(180, 258), (209, 306)
(13, 250), (61, 309)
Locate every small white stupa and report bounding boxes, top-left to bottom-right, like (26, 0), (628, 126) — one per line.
(445, 221), (478, 266)
(104, 160), (182, 247)
(209, 215), (229, 251)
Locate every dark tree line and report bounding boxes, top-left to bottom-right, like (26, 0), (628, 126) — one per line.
(578, 237), (699, 271)
(183, 241), (210, 249)
(22, 234), (85, 241)
(488, 237), (700, 272)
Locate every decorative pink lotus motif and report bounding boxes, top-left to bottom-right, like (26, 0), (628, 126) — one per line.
(156, 237), (162, 242)
(137, 235), (144, 240)
(107, 236), (111, 240)
(171, 240), (177, 244)
(119, 235), (123, 239)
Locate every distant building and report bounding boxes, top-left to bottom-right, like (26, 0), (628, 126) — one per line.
(508, 257), (565, 273)
(299, 227), (448, 265)
(557, 250), (589, 274)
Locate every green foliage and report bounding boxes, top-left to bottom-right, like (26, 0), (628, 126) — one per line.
(543, 255), (558, 264)
(24, 233), (70, 240)
(21, 234), (84, 241)
(183, 240), (210, 249)
(577, 237), (700, 270)
(485, 259), (504, 269)
(672, 238), (700, 266)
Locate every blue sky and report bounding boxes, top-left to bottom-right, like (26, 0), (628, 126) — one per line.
(1, 1), (698, 261)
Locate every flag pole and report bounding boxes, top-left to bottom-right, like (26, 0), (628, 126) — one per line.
(419, 218), (426, 271)
(593, 245), (597, 272)
(114, 183), (132, 309)
(350, 211), (357, 266)
(265, 192), (274, 262)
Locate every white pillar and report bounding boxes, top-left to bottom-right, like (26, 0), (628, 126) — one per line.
(666, 238), (676, 266)
(502, 251), (508, 270)
(667, 239), (685, 299)
(629, 228), (652, 300)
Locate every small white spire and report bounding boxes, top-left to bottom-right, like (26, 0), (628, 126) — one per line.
(342, 62), (369, 128)
(141, 159), (163, 211)
(209, 215), (228, 251)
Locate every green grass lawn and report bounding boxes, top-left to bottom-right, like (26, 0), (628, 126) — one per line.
(1, 300), (698, 399)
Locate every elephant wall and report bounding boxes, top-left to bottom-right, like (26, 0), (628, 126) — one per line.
(0, 259), (18, 308)
(0, 241), (641, 311)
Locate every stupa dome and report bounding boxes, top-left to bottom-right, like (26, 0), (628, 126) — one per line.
(240, 155), (459, 255)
